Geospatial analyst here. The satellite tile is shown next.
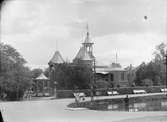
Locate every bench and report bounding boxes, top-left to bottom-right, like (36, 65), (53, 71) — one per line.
(160, 88), (167, 92)
(107, 91), (119, 96)
(73, 92), (86, 102)
(133, 90), (146, 94)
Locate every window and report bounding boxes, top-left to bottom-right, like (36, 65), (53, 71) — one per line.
(121, 72), (124, 80)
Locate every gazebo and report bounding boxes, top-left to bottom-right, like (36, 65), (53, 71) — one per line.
(33, 73), (50, 96)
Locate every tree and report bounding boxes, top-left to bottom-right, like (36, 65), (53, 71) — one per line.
(134, 42), (166, 86)
(135, 62), (147, 86)
(153, 42), (166, 62)
(44, 67), (49, 77)
(95, 79), (111, 89)
(0, 43), (32, 100)
(50, 63), (92, 90)
(153, 42), (166, 85)
(31, 68), (43, 78)
(142, 78), (153, 87)
(154, 75), (161, 86)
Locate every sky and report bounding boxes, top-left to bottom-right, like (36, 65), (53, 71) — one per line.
(1, 0), (167, 69)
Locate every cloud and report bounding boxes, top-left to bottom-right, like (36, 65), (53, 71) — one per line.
(1, 0), (166, 69)
(94, 32), (166, 67)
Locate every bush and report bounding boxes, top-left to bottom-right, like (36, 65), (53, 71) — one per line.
(142, 79), (153, 86)
(56, 90), (74, 98)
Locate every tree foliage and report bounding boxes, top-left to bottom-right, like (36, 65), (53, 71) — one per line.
(44, 67), (49, 77)
(95, 79), (111, 89)
(50, 63), (92, 90)
(135, 42), (166, 86)
(0, 43), (32, 100)
(31, 68), (43, 79)
(153, 42), (166, 62)
(142, 78), (153, 86)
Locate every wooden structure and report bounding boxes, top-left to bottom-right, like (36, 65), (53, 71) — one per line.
(33, 73), (50, 96)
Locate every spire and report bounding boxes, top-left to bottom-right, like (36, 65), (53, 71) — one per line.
(83, 23), (93, 44)
(86, 23), (89, 36)
(116, 52), (118, 64)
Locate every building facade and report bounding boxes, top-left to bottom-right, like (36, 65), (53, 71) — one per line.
(96, 63), (129, 87)
(48, 26), (130, 88)
(48, 51), (65, 95)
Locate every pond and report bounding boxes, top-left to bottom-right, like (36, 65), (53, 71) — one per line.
(88, 96), (167, 112)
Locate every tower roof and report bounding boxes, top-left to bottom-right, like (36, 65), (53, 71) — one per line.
(74, 47), (92, 62)
(73, 24), (94, 64)
(82, 49), (92, 61)
(74, 47), (92, 60)
(74, 47), (85, 59)
(82, 24), (93, 45)
(49, 51), (64, 65)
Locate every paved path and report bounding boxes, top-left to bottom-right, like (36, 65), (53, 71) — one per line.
(70, 92), (167, 102)
(0, 93), (167, 122)
(92, 92), (167, 101)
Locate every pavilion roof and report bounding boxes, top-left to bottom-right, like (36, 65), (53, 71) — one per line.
(35, 73), (49, 80)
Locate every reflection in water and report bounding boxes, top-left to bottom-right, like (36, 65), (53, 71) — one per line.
(107, 104), (118, 110)
(124, 95), (129, 111)
(92, 98), (167, 111)
(133, 103), (146, 108)
(128, 103), (146, 112)
(161, 101), (167, 107)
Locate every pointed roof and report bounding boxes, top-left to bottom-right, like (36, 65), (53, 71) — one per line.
(75, 47), (85, 59)
(83, 32), (92, 44)
(73, 24), (94, 63)
(74, 47), (92, 61)
(82, 24), (93, 45)
(35, 73), (49, 80)
(49, 51), (64, 64)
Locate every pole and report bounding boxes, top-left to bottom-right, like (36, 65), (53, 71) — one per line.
(166, 0), (167, 89)
(91, 58), (96, 102)
(0, 2), (2, 76)
(93, 58), (96, 91)
(166, 52), (167, 88)
(0, 44), (1, 76)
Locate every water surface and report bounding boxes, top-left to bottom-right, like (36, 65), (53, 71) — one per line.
(88, 96), (167, 111)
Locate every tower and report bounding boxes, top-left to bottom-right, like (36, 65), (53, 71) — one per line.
(82, 24), (94, 59)
(73, 24), (94, 65)
(48, 51), (64, 96)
